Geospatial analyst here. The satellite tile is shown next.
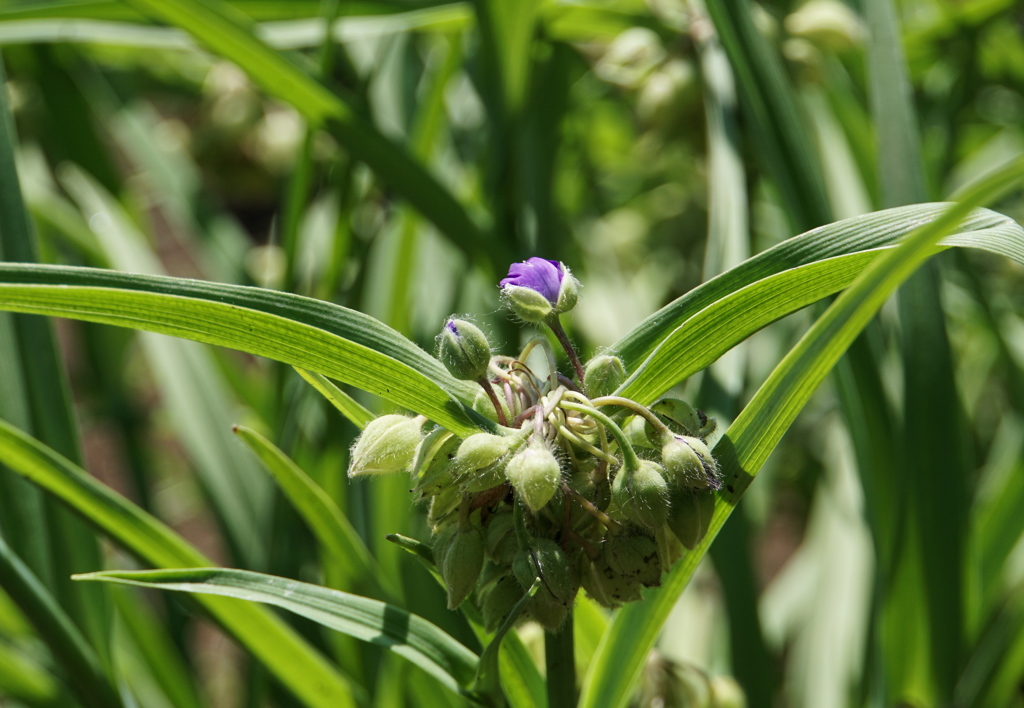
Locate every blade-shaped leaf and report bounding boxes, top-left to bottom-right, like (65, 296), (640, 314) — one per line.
(0, 418), (357, 708)
(295, 368), (375, 430)
(0, 263), (489, 436)
(611, 204), (1019, 371)
(616, 220), (1024, 405)
(74, 568), (481, 698)
(578, 160), (1024, 708)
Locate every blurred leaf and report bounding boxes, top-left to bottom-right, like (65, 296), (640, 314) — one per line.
(0, 639), (56, 705)
(0, 534), (120, 708)
(704, 0), (832, 231)
(578, 160), (1024, 708)
(0, 263), (489, 436)
(118, 0), (499, 262)
(233, 425), (400, 601)
(75, 567), (481, 698)
(0, 418), (359, 708)
(60, 164), (273, 568)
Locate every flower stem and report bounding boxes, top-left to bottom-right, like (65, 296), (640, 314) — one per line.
(545, 612), (577, 707)
(476, 377), (508, 426)
(561, 401), (641, 472)
(547, 317), (587, 391)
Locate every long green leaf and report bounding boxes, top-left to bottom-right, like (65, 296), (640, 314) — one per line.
(866, 0), (966, 700)
(0, 418), (358, 708)
(0, 263), (488, 436)
(295, 368), (375, 430)
(616, 220), (1024, 405)
(115, 0), (497, 262)
(0, 639), (56, 705)
(611, 204), (1016, 370)
(578, 160), (1024, 708)
(75, 567), (481, 698)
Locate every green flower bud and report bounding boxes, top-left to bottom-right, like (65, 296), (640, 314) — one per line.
(660, 435), (716, 489)
(482, 575), (523, 631)
(482, 511), (516, 564)
(650, 398), (716, 439)
(348, 414), (424, 477)
(430, 523), (459, 570)
(454, 432), (524, 489)
(440, 526), (484, 609)
(505, 438), (562, 511)
(512, 539), (573, 604)
(583, 355), (627, 398)
(604, 531), (662, 588)
(428, 486), (462, 528)
(502, 286), (553, 323)
(412, 430), (459, 498)
(554, 268), (579, 315)
(512, 539), (576, 631)
(438, 318), (492, 381)
(709, 675), (747, 708)
(611, 460), (670, 528)
(585, 555), (645, 605)
(666, 487), (714, 549)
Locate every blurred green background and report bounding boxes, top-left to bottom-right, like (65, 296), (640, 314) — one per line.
(0, 0), (1023, 706)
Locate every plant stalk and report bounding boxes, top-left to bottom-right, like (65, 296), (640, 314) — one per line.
(545, 612), (576, 708)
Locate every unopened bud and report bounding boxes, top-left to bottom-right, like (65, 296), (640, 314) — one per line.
(499, 257), (579, 323)
(650, 398), (716, 439)
(660, 435), (714, 489)
(348, 414), (424, 477)
(604, 531), (662, 588)
(438, 318), (492, 381)
(612, 460), (670, 528)
(666, 487), (715, 549)
(484, 511), (517, 564)
(482, 575), (523, 631)
(454, 432), (522, 481)
(505, 438), (562, 511)
(512, 539), (573, 604)
(440, 526), (484, 609)
(584, 355), (626, 398)
(709, 675), (747, 708)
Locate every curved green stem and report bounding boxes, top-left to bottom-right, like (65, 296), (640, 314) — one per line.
(589, 396), (670, 437)
(561, 402), (641, 472)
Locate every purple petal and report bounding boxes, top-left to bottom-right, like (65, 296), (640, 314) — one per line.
(499, 257), (564, 304)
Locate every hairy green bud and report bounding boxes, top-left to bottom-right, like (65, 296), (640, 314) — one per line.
(438, 318), (492, 381)
(505, 438), (562, 511)
(454, 432), (524, 491)
(661, 435), (717, 489)
(604, 531), (662, 588)
(481, 575), (523, 631)
(512, 539), (573, 604)
(666, 487), (714, 549)
(583, 355), (626, 398)
(348, 414), (424, 477)
(513, 539), (576, 630)
(611, 460), (670, 528)
(483, 511), (517, 564)
(440, 526), (484, 609)
(650, 398), (716, 439)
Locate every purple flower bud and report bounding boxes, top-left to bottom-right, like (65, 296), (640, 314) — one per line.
(500, 257), (579, 322)
(500, 258), (564, 304)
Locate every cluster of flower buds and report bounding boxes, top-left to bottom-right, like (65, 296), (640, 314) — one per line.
(348, 258), (719, 631)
